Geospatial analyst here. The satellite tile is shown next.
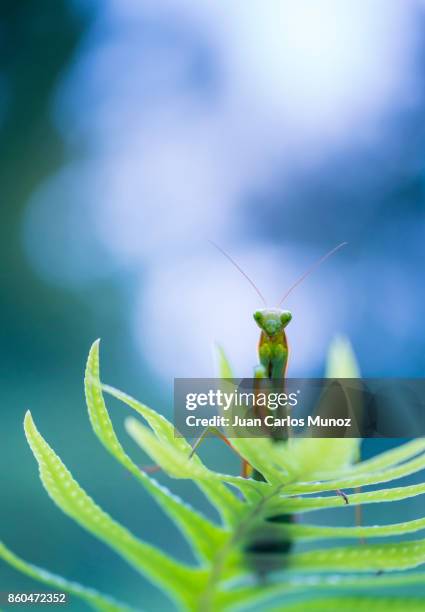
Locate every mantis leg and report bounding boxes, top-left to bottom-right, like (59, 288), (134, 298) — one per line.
(141, 464), (162, 474)
(270, 343), (287, 380)
(258, 343), (271, 375)
(141, 428), (247, 476)
(189, 426), (248, 475)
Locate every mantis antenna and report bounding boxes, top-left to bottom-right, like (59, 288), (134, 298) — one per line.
(208, 240), (267, 306)
(278, 242), (348, 306)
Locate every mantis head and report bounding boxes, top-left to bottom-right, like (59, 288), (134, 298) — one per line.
(253, 309), (292, 337)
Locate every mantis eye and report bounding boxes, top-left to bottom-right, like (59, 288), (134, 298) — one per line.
(280, 311), (292, 327)
(253, 311), (263, 326)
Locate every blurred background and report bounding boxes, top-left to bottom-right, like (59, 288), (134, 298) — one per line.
(1, 0), (425, 609)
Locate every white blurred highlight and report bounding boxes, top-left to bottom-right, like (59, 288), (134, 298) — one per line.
(22, 0), (423, 378)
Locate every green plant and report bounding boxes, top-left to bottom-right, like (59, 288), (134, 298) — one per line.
(1, 339), (425, 611)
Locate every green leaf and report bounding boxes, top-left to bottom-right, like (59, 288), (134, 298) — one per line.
(23, 411), (205, 609)
(289, 539), (425, 572)
(228, 436), (295, 485)
(84, 340), (227, 563)
(301, 336), (360, 479)
(265, 515), (425, 540)
(102, 385), (192, 457)
(102, 384), (243, 526)
(283, 450), (425, 495)
(214, 345), (234, 378)
(9, 338), (425, 612)
(288, 438), (360, 480)
(350, 439), (425, 475)
(267, 481), (425, 514)
(217, 572), (425, 610)
(123, 415), (265, 502)
(275, 596), (425, 611)
(0, 541), (134, 612)
(326, 336), (360, 378)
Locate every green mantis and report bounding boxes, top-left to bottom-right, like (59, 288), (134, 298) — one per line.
(191, 241), (347, 477)
(202, 242), (349, 568)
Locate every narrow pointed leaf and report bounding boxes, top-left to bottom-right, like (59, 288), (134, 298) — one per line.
(326, 336), (360, 378)
(23, 411), (204, 609)
(266, 516), (425, 540)
(349, 439), (425, 475)
(214, 345), (234, 378)
(229, 437), (295, 485)
(102, 384), (242, 524)
(268, 482), (425, 514)
(289, 438), (360, 480)
(288, 539), (425, 572)
(84, 340), (227, 562)
(0, 541), (134, 612)
(275, 596), (425, 611)
(217, 572), (425, 610)
(124, 416), (266, 501)
(284, 451), (425, 494)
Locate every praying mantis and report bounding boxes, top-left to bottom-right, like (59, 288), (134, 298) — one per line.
(194, 241), (350, 566)
(191, 241), (348, 480)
